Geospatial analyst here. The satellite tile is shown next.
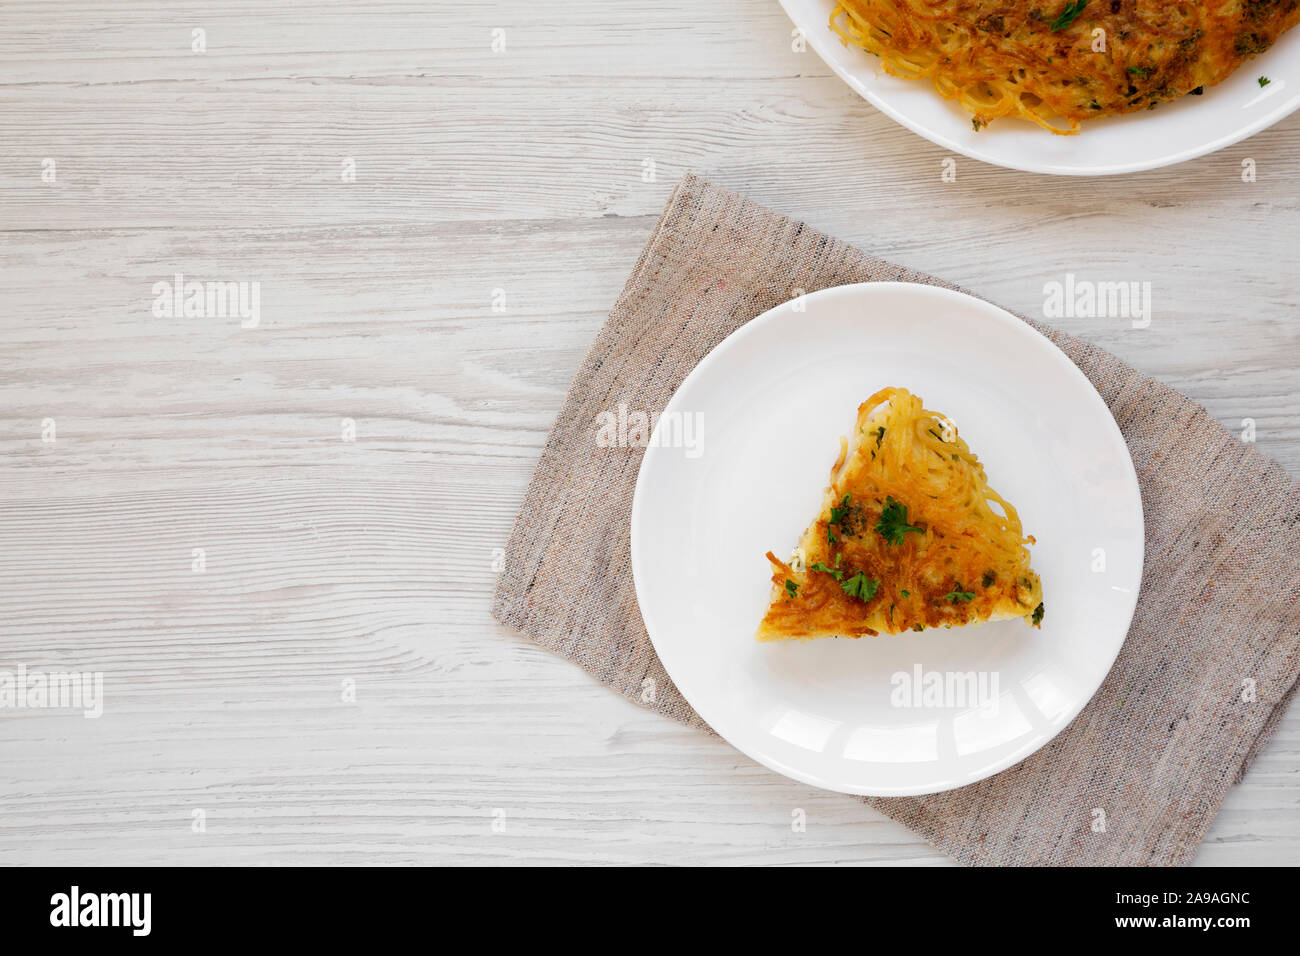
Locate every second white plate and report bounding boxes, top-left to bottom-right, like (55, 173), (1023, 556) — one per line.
(630, 282), (1144, 796)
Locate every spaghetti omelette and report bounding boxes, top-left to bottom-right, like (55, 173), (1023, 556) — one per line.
(829, 0), (1300, 133)
(756, 386), (1044, 640)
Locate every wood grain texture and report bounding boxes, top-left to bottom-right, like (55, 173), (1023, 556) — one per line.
(0, 0), (1296, 866)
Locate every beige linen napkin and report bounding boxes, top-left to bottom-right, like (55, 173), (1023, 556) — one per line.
(492, 173), (1300, 866)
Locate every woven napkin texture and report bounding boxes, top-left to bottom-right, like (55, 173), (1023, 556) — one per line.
(492, 173), (1300, 866)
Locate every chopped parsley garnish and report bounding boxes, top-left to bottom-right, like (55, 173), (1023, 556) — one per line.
(945, 583), (975, 603)
(1259, 76), (1270, 87)
(876, 496), (924, 545)
(981, 570), (996, 588)
(874, 427), (885, 448)
(841, 572), (879, 601)
(1031, 602), (1045, 626)
(1126, 66), (1151, 78)
(901, 589), (910, 598)
(784, 579), (798, 599)
(826, 492), (853, 546)
(829, 494), (851, 527)
(1050, 0), (1087, 32)
(810, 561), (843, 582)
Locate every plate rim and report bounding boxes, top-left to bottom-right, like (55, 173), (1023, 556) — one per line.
(777, 0), (1300, 176)
(630, 281), (1145, 796)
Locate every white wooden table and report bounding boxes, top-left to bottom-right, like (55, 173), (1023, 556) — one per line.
(1, 0), (1296, 866)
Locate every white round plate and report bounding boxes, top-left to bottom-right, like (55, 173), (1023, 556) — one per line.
(779, 0), (1300, 175)
(630, 283), (1144, 796)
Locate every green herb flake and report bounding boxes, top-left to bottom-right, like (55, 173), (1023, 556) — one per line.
(1259, 76), (1270, 87)
(811, 561), (843, 582)
(784, 579), (798, 599)
(827, 493), (853, 546)
(901, 589), (910, 598)
(1031, 602), (1045, 626)
(876, 496), (924, 545)
(945, 583), (976, 603)
(981, 570), (996, 588)
(841, 572), (879, 601)
(829, 494), (851, 527)
(1050, 0), (1087, 32)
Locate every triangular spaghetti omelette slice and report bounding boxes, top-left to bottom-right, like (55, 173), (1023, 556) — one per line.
(756, 387), (1043, 640)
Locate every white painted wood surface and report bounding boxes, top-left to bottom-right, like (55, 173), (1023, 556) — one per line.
(1, 0), (1296, 866)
